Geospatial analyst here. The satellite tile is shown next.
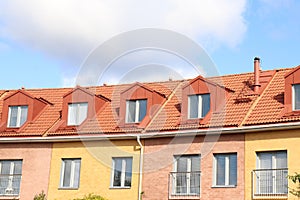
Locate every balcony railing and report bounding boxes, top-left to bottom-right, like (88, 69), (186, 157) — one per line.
(0, 174), (22, 196)
(252, 168), (288, 199)
(169, 171), (201, 199)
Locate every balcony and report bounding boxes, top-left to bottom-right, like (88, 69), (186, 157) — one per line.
(168, 171), (201, 199)
(252, 168), (288, 199)
(0, 174), (22, 196)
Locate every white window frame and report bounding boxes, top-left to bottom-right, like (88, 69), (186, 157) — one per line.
(172, 155), (201, 195)
(67, 102), (88, 126)
(256, 151), (288, 194)
(188, 94), (210, 119)
(0, 160), (22, 196)
(60, 158), (81, 189)
(7, 105), (28, 128)
(213, 153), (237, 187)
(125, 99), (147, 123)
(292, 84), (300, 110)
(110, 157), (132, 188)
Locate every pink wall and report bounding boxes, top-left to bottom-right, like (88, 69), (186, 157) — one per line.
(142, 134), (244, 200)
(0, 143), (52, 199)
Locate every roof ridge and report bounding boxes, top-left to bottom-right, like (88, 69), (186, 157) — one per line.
(207, 67), (294, 79)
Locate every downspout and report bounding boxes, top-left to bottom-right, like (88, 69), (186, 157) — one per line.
(137, 135), (144, 200)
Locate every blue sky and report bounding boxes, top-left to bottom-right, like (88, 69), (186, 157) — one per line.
(0, 0), (299, 89)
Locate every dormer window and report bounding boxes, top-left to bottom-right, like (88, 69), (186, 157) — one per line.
(292, 84), (300, 110)
(7, 105), (28, 128)
(188, 94), (210, 119)
(67, 102), (88, 126)
(126, 99), (147, 123)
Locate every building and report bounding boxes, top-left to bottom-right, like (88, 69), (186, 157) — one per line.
(0, 58), (299, 199)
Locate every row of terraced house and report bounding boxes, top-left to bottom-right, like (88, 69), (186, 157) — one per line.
(1, 58), (300, 200)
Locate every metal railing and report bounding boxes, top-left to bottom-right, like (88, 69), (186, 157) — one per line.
(252, 168), (288, 199)
(169, 171), (200, 199)
(0, 174), (22, 196)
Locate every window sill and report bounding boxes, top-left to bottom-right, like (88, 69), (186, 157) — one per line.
(0, 196), (19, 200)
(109, 186), (131, 190)
(169, 194), (200, 200)
(58, 187), (79, 190)
(211, 185), (236, 188)
(252, 194), (288, 199)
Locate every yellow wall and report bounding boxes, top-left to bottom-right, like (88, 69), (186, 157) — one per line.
(47, 140), (141, 200)
(245, 129), (300, 200)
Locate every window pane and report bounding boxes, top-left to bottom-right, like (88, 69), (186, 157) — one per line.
(201, 94), (210, 117)
(68, 103), (88, 125)
(138, 100), (147, 122)
(13, 161), (22, 175)
(1, 162), (11, 175)
(191, 156), (200, 172)
(275, 152), (288, 194)
(62, 160), (71, 187)
(113, 159), (122, 187)
(0, 161), (22, 196)
(216, 155), (225, 185)
(177, 157), (187, 172)
(188, 95), (198, 119)
(276, 151), (287, 168)
(190, 156), (200, 194)
(124, 158), (132, 187)
(258, 153), (272, 169)
(73, 160), (81, 188)
(19, 106), (28, 127)
(257, 153), (273, 194)
(126, 101), (136, 123)
(190, 172), (200, 194)
(229, 154), (237, 185)
(78, 103), (88, 125)
(8, 107), (18, 127)
(68, 104), (77, 125)
(175, 155), (200, 194)
(294, 84), (300, 110)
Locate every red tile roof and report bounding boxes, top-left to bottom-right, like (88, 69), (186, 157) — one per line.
(0, 67), (299, 137)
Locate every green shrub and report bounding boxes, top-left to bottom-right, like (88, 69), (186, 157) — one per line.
(288, 172), (300, 197)
(33, 190), (47, 200)
(73, 193), (107, 200)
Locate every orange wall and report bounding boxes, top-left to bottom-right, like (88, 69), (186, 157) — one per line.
(245, 129), (300, 200)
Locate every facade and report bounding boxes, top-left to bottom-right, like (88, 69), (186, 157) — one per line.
(0, 143), (52, 199)
(47, 140), (140, 200)
(0, 58), (300, 199)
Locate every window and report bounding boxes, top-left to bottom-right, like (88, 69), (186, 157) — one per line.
(188, 94), (210, 119)
(125, 99), (147, 123)
(254, 151), (288, 195)
(213, 153), (237, 187)
(111, 157), (132, 188)
(170, 155), (200, 195)
(293, 84), (300, 110)
(60, 159), (81, 189)
(0, 160), (22, 196)
(7, 106), (28, 128)
(67, 103), (88, 126)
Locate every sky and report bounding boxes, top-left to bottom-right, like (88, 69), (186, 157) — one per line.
(0, 0), (300, 89)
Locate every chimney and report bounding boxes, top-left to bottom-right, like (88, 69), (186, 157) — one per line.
(253, 57), (261, 93)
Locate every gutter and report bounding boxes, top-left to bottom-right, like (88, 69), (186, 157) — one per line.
(2, 121), (300, 143)
(136, 135), (143, 200)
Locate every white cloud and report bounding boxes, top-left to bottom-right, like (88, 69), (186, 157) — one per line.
(0, 0), (246, 58)
(0, 0), (247, 84)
